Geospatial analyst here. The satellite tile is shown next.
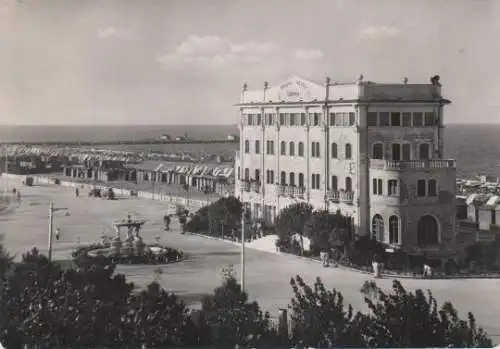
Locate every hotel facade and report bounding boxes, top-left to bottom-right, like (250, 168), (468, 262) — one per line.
(235, 75), (457, 254)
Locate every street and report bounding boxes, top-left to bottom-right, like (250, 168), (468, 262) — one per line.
(1, 183), (499, 342)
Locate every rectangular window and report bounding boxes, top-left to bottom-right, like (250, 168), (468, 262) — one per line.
(254, 169), (260, 182)
(248, 114), (253, 125)
(289, 113), (296, 126)
(279, 113), (285, 126)
(372, 178), (377, 195)
(413, 112), (423, 127)
(313, 113), (320, 126)
(390, 112), (401, 126)
(335, 113), (343, 126)
(388, 179), (399, 196)
(256, 114), (262, 125)
(424, 112), (435, 126)
(349, 112), (356, 126)
(311, 174), (321, 190)
(266, 170), (273, 184)
(428, 179), (437, 196)
(245, 140), (250, 153)
(266, 140), (274, 155)
(255, 140), (260, 154)
(342, 113), (350, 126)
(417, 179), (426, 197)
(379, 112), (390, 126)
(367, 112), (378, 126)
(392, 143), (401, 161)
(311, 142), (320, 158)
(300, 113), (306, 125)
(377, 179), (383, 195)
(329, 113), (336, 125)
(265, 113), (273, 125)
(402, 112), (411, 126)
(402, 144), (411, 161)
(270, 141), (274, 155)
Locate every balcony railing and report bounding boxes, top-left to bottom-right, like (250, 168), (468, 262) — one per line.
(277, 184), (305, 198)
(341, 190), (354, 204)
(326, 190), (340, 202)
(370, 159), (456, 171)
(240, 180), (250, 192)
(251, 181), (261, 193)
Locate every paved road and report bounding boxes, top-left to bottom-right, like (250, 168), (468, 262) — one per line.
(1, 183), (500, 342)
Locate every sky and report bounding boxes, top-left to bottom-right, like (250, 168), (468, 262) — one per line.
(0, 0), (499, 125)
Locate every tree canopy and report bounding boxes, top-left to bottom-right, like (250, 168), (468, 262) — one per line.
(0, 242), (492, 348)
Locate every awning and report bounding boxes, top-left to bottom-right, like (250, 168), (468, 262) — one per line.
(466, 194), (479, 206)
(486, 195), (500, 207)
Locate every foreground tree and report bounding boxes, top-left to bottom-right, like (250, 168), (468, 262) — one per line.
(359, 280), (492, 347)
(275, 203), (314, 253)
(199, 276), (276, 347)
(289, 275), (364, 347)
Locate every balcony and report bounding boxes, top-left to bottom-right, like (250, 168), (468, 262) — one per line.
(326, 190), (340, 202)
(341, 190), (354, 204)
(277, 184), (305, 198)
(251, 180), (261, 193)
(370, 159), (456, 171)
(277, 184), (286, 196)
(240, 180), (250, 192)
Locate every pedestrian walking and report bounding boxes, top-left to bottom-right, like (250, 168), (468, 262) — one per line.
(55, 228), (61, 241)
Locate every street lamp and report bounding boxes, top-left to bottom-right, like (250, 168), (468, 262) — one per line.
(48, 201), (70, 262)
(3, 147), (10, 199)
(240, 207), (248, 293)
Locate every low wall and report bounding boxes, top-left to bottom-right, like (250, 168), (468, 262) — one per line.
(1, 173), (211, 211)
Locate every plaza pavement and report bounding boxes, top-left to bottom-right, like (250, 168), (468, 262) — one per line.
(1, 182), (499, 342)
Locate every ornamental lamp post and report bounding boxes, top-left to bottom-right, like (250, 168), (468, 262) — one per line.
(48, 201), (70, 262)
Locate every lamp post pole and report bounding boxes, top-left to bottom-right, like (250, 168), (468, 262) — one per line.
(241, 207), (246, 293)
(48, 201), (68, 262)
(3, 149), (9, 199)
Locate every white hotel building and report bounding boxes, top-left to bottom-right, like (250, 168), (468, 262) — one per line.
(234, 75), (457, 254)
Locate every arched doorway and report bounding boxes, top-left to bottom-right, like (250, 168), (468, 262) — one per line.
(372, 214), (384, 242)
(417, 215), (439, 247)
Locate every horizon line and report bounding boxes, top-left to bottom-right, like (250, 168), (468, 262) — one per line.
(0, 122), (495, 127)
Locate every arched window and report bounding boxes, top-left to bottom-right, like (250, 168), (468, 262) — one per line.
(417, 215), (439, 247)
(331, 143), (338, 158)
(237, 166), (240, 180)
(280, 171), (287, 185)
(298, 142), (304, 156)
(372, 143), (383, 159)
(419, 143), (430, 160)
(289, 142), (295, 156)
(372, 214), (384, 242)
(345, 177), (352, 192)
(345, 143), (352, 159)
(389, 216), (399, 244)
(289, 172), (295, 186)
(298, 173), (304, 187)
(280, 141), (286, 155)
(244, 168), (249, 180)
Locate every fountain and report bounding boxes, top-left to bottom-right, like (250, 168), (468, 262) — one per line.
(72, 214), (184, 266)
